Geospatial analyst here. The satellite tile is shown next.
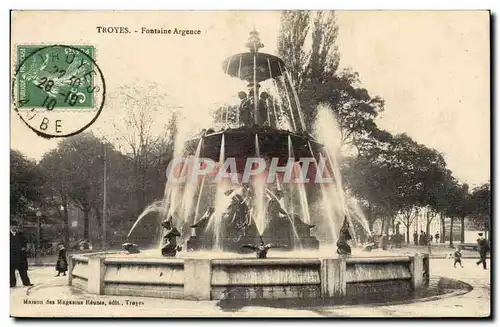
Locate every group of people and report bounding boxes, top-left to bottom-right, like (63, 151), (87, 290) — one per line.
(413, 230), (439, 246)
(10, 220), (68, 288)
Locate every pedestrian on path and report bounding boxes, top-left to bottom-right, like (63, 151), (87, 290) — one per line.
(435, 232), (440, 244)
(454, 247), (463, 268)
(476, 233), (489, 270)
(10, 220), (34, 287)
(419, 230), (425, 246)
(55, 243), (68, 277)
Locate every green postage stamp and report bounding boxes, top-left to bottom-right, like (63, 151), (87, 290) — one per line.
(15, 45), (96, 110)
(12, 44), (105, 138)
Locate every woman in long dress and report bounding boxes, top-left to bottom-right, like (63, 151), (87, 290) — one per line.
(55, 243), (68, 276)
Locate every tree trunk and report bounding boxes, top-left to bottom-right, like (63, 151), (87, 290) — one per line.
(94, 206), (102, 247)
(83, 209), (90, 241)
(449, 217), (454, 247)
(62, 204), (70, 247)
(460, 216), (465, 243)
(440, 216), (446, 243)
(406, 217), (410, 245)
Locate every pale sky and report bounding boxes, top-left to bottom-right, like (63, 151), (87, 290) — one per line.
(10, 11), (490, 186)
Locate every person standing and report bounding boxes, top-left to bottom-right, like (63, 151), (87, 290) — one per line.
(419, 230), (425, 246)
(379, 233), (388, 250)
(476, 233), (489, 270)
(55, 243), (68, 277)
(435, 232), (440, 244)
(10, 220), (34, 287)
(454, 247), (464, 268)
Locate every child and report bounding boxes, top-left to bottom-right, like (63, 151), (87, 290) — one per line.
(454, 247), (463, 268)
(55, 243), (68, 276)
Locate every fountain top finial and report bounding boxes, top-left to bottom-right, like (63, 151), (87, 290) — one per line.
(245, 30), (264, 53)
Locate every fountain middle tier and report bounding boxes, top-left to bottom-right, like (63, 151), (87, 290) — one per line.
(174, 126), (324, 253)
(184, 126), (324, 162)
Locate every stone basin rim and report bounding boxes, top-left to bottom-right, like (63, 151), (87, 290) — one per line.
(72, 252), (416, 265)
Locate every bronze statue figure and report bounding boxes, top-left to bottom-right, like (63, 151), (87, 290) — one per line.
(161, 217), (182, 257)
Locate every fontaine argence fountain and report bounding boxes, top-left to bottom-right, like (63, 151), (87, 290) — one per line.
(68, 31), (429, 301)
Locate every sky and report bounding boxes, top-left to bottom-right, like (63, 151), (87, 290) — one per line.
(10, 11), (490, 187)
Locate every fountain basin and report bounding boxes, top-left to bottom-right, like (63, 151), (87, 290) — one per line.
(68, 253), (429, 300)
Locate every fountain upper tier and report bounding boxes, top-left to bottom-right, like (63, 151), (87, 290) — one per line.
(184, 30), (323, 161)
(194, 30), (308, 134)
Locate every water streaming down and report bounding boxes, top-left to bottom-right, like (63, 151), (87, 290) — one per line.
(284, 135), (302, 247)
(193, 174), (207, 224)
(306, 140), (341, 243)
(313, 104), (372, 242)
(286, 135), (295, 218)
(284, 69), (306, 132)
(252, 134), (267, 234)
(278, 64), (297, 132)
(145, 120), (194, 245)
(205, 134), (228, 251)
(180, 139), (204, 225)
(293, 162), (312, 225)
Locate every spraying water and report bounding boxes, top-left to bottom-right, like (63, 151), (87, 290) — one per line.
(252, 134), (267, 234)
(313, 103), (372, 243)
(127, 200), (167, 239)
(180, 138), (204, 224)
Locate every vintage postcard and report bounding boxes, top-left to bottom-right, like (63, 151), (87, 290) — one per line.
(9, 10), (491, 318)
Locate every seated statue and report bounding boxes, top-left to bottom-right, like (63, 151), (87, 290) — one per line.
(161, 217), (182, 257)
(336, 216), (352, 255)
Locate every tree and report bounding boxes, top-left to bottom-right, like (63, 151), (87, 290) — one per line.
(10, 150), (45, 218)
(470, 182), (491, 237)
(277, 11), (385, 150)
(459, 184), (471, 243)
(398, 207), (419, 245)
(38, 151), (71, 246)
(344, 132), (457, 246)
(111, 83), (179, 215)
(40, 133), (129, 244)
(343, 145), (401, 233)
(444, 181), (470, 247)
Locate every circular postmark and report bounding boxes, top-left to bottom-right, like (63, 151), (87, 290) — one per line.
(11, 45), (106, 138)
